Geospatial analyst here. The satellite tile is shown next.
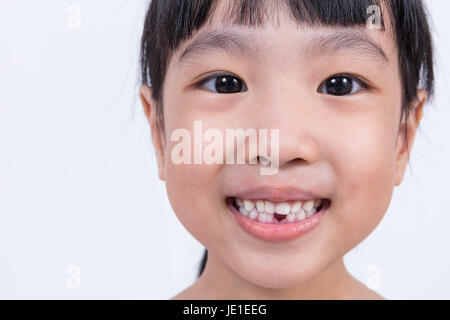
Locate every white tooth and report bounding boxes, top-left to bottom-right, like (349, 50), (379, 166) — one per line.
(303, 200), (315, 211)
(314, 199), (323, 208)
(256, 200), (265, 212)
(306, 207), (317, 217)
(296, 209), (306, 221)
(264, 201), (275, 214)
(275, 202), (290, 215)
(243, 199), (255, 211)
(239, 206), (249, 216)
(236, 198), (243, 207)
(249, 208), (259, 220)
(265, 215), (273, 223)
(287, 213), (296, 222)
(258, 213), (268, 223)
(291, 201), (303, 213)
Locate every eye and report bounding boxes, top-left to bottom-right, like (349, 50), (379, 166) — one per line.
(196, 73), (248, 94)
(317, 75), (368, 96)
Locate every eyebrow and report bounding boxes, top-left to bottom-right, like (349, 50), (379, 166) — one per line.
(307, 29), (389, 67)
(178, 28), (389, 68)
(179, 29), (257, 64)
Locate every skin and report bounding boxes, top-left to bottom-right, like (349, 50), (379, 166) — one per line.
(140, 2), (426, 300)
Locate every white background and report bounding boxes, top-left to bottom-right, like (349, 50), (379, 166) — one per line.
(0, 0), (449, 299)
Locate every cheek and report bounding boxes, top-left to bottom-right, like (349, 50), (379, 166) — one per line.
(164, 158), (225, 247)
(161, 101), (234, 248)
(330, 118), (397, 244)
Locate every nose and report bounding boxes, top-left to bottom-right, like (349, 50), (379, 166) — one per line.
(248, 89), (321, 172)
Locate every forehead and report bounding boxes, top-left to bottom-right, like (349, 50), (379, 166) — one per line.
(172, 0), (397, 70)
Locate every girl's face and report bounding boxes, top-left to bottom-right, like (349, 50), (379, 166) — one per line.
(142, 4), (425, 290)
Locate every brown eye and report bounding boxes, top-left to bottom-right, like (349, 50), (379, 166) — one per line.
(198, 74), (248, 94)
(318, 75), (366, 96)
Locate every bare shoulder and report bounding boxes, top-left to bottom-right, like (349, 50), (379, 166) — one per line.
(170, 288), (192, 300)
(348, 277), (386, 300)
(359, 288), (386, 300)
(170, 283), (203, 300)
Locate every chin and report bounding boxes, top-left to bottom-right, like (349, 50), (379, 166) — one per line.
(227, 252), (329, 290)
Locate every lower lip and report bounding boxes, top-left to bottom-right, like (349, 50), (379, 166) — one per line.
(227, 197), (330, 242)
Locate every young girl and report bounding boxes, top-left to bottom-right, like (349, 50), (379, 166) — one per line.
(139, 0), (434, 299)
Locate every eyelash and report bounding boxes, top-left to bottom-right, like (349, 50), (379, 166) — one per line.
(320, 73), (371, 91)
(194, 72), (371, 94)
(194, 71), (238, 88)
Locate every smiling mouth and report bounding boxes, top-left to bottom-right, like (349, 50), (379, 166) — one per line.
(227, 197), (331, 224)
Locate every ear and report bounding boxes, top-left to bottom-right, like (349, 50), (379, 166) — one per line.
(139, 85), (165, 181)
(393, 89), (427, 186)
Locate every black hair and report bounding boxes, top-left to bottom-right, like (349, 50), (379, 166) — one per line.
(139, 0), (435, 279)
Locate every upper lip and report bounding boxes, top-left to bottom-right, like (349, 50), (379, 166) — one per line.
(227, 185), (328, 202)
